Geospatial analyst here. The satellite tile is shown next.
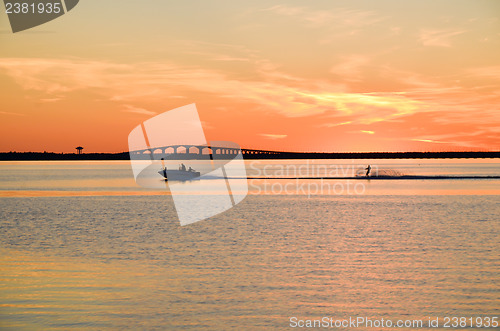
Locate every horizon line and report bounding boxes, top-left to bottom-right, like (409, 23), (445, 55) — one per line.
(1, 150), (499, 154)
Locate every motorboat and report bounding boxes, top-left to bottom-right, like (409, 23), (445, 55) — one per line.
(158, 164), (200, 181)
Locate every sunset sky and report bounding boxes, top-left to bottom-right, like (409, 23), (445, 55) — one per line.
(1, 0), (499, 152)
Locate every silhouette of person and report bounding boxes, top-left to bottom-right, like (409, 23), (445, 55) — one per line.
(181, 163), (186, 171)
(188, 166), (193, 172)
(365, 165), (371, 176)
(161, 158), (167, 177)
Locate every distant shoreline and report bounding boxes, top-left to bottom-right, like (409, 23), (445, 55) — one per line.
(1, 151), (499, 161)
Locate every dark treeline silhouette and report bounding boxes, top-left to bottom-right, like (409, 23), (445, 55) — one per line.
(0, 152), (130, 161)
(1, 150), (499, 160)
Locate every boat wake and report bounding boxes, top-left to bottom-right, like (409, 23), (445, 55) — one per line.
(244, 174), (500, 180)
(356, 168), (406, 178)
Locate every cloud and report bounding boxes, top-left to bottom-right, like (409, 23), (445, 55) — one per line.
(0, 58), (130, 93)
(259, 134), (287, 139)
(263, 5), (385, 29)
(296, 91), (423, 123)
(122, 105), (156, 116)
(330, 55), (370, 80)
(178, 40), (258, 63)
(0, 57), (498, 135)
(0, 111), (26, 116)
(39, 98), (63, 103)
(418, 29), (465, 47)
(212, 56), (251, 62)
(412, 138), (448, 144)
(322, 121), (352, 128)
(407, 130), (499, 149)
(361, 130), (375, 135)
(264, 5), (303, 16)
(466, 66), (500, 80)
(0, 57), (422, 123)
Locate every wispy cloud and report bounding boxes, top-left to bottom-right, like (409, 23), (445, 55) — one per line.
(418, 29), (465, 47)
(465, 66), (500, 80)
(297, 91), (423, 123)
(0, 58), (130, 93)
(122, 105), (156, 116)
(0, 57), (498, 140)
(361, 130), (375, 135)
(263, 5), (303, 17)
(330, 55), (370, 81)
(263, 5), (385, 29)
(259, 134), (287, 139)
(39, 97), (63, 103)
(0, 57), (423, 123)
(0, 111), (26, 116)
(322, 121), (352, 128)
(408, 131), (497, 149)
(212, 56), (251, 62)
(412, 138), (448, 144)
(178, 40), (258, 63)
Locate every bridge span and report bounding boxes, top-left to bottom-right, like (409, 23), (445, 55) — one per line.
(129, 144), (281, 159)
(128, 146), (500, 160)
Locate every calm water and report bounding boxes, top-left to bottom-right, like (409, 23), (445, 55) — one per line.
(0, 160), (499, 329)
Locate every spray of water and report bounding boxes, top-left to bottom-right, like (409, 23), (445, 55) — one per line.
(356, 168), (407, 178)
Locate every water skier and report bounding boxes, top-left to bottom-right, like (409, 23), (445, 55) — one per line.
(161, 158), (167, 177)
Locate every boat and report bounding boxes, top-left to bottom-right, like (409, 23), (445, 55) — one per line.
(158, 164), (200, 181)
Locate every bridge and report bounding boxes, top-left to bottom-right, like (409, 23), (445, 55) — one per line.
(129, 147), (500, 160)
(129, 144), (281, 159)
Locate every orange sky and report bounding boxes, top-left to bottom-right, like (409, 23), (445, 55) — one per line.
(1, 0), (499, 152)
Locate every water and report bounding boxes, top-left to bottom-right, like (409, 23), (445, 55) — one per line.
(0, 160), (499, 329)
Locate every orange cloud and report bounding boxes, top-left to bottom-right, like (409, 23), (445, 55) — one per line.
(418, 28), (466, 47)
(259, 134), (287, 139)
